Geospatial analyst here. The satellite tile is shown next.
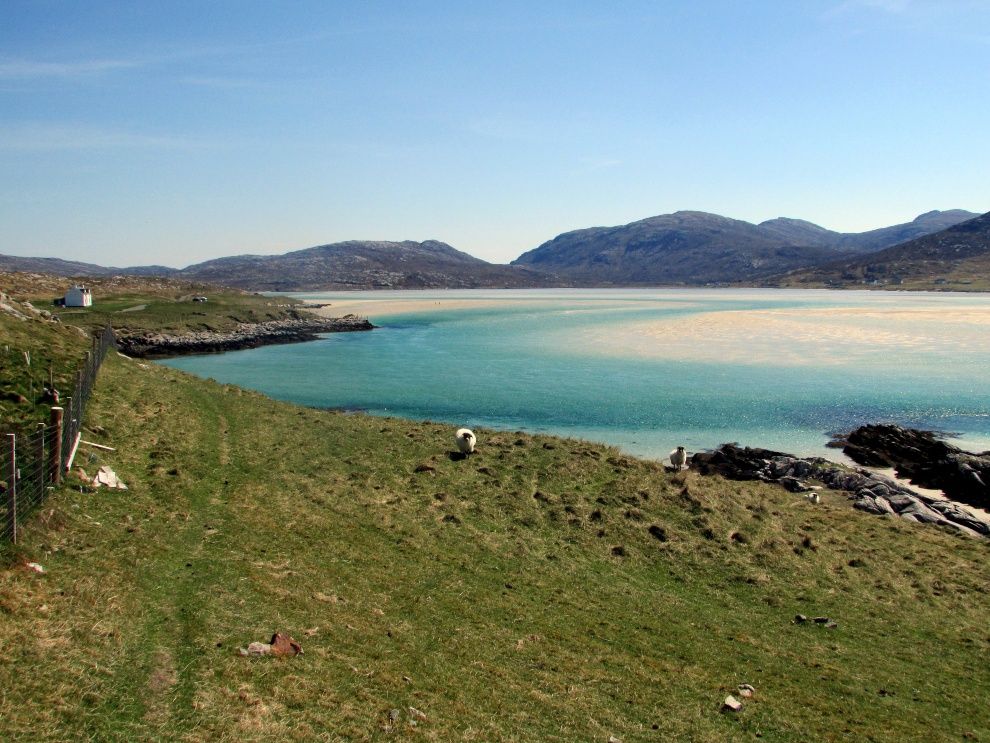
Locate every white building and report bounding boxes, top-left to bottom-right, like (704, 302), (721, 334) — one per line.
(64, 285), (93, 307)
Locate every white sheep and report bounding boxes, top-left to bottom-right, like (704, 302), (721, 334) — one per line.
(669, 446), (687, 470)
(455, 428), (476, 455)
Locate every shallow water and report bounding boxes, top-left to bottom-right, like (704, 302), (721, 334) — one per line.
(161, 288), (990, 462)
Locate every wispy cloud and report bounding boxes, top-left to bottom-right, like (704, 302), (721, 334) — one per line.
(0, 58), (139, 79)
(0, 123), (200, 151)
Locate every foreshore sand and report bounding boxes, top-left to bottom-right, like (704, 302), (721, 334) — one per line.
(303, 295), (694, 321)
(572, 306), (990, 366)
(304, 297), (518, 318)
(304, 293), (990, 365)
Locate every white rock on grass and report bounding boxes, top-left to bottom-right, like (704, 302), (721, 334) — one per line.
(722, 695), (744, 713)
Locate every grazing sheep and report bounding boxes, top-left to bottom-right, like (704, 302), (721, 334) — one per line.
(669, 446), (688, 470)
(807, 492), (821, 505)
(455, 428), (476, 455)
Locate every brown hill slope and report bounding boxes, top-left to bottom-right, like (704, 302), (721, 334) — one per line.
(773, 211), (990, 290)
(175, 239), (559, 290)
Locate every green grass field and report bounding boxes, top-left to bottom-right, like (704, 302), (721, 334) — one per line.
(0, 304), (90, 428)
(1, 281), (989, 741)
(56, 289), (306, 336)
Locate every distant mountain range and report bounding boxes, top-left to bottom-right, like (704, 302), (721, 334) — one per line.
(510, 209), (980, 285)
(773, 211), (990, 290)
(0, 208), (984, 291)
(0, 240), (560, 290)
(170, 240), (556, 291)
(0, 254), (174, 278)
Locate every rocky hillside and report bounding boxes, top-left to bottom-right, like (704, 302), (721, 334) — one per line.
(758, 209), (978, 252)
(773, 211), (990, 290)
(832, 209), (980, 252)
(174, 239), (558, 290)
(0, 255), (173, 277)
(3, 209), (979, 290)
(511, 209), (979, 286)
(2, 240), (560, 291)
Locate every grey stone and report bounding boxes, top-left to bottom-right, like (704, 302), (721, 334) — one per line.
(854, 496), (885, 515)
(868, 483), (891, 497)
(939, 521), (984, 539)
(780, 476), (811, 493)
(899, 501), (944, 524)
(870, 496), (895, 515)
(690, 442), (990, 539)
(885, 494), (918, 511)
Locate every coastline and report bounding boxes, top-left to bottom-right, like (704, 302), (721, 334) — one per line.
(115, 315), (374, 359)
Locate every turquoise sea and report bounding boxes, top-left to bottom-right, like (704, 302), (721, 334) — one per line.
(161, 289), (990, 462)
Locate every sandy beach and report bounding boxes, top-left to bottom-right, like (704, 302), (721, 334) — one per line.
(303, 294), (697, 321)
(304, 296), (520, 319)
(570, 305), (990, 366)
(301, 291), (990, 367)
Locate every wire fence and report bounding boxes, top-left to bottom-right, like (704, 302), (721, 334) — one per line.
(2, 325), (116, 543)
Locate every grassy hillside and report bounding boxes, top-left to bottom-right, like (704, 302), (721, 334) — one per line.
(55, 290), (307, 337)
(2, 270), (307, 336)
(0, 294), (90, 428)
(1, 346), (988, 740)
(1, 273), (312, 427)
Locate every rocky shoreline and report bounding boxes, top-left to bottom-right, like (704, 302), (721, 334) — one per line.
(834, 424), (989, 511)
(691, 442), (990, 539)
(116, 315), (374, 358)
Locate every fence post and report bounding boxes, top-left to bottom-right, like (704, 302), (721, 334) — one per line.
(37, 422), (46, 496)
(50, 407), (64, 485)
(5, 434), (16, 543)
(63, 396), (73, 465)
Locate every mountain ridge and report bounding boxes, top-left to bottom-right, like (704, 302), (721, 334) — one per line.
(771, 210), (990, 290)
(510, 209), (980, 285)
(0, 208), (981, 290)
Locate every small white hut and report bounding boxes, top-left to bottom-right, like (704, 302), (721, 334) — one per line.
(64, 285), (93, 307)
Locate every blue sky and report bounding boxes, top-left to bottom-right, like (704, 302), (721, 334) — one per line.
(1, 0), (988, 268)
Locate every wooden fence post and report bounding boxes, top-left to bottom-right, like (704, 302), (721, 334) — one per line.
(37, 422), (46, 494)
(5, 434), (16, 543)
(50, 407), (64, 485)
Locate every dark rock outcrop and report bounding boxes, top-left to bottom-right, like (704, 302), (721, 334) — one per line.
(836, 424), (989, 511)
(116, 316), (374, 358)
(690, 443), (990, 538)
